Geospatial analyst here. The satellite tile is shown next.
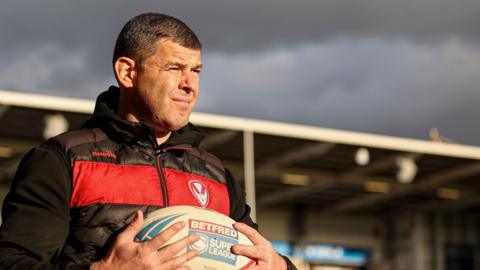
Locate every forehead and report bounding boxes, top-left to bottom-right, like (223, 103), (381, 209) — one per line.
(149, 39), (202, 64)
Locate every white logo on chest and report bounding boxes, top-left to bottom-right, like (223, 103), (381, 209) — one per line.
(188, 180), (209, 207)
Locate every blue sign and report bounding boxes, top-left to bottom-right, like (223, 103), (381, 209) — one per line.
(272, 241), (293, 256)
(271, 241), (370, 266)
(294, 244), (370, 266)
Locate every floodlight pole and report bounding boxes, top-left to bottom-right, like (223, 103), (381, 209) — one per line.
(243, 129), (256, 221)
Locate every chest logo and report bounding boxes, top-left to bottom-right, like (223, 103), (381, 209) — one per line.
(188, 180), (209, 207)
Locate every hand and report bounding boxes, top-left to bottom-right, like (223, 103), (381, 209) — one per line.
(232, 222), (287, 270)
(90, 211), (199, 270)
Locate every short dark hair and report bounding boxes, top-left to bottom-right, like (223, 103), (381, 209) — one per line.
(112, 13), (202, 65)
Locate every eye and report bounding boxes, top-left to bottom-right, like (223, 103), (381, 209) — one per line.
(192, 69), (201, 74)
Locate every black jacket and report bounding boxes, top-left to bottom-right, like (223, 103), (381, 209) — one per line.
(0, 87), (296, 270)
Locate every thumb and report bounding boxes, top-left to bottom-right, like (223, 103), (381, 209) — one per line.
(118, 210), (144, 243)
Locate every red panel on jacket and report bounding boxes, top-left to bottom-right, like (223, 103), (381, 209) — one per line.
(71, 161), (164, 208)
(163, 168), (230, 216)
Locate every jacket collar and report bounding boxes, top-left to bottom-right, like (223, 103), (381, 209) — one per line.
(82, 86), (205, 147)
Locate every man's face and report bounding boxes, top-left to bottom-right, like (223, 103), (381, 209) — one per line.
(133, 39), (202, 133)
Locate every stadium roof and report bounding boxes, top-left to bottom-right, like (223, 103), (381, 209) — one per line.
(1, 89), (480, 216)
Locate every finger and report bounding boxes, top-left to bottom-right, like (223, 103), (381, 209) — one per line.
(232, 244), (265, 260)
(117, 210), (144, 243)
(157, 234), (200, 259)
(233, 223), (269, 246)
(143, 221), (186, 250)
(161, 249), (199, 270)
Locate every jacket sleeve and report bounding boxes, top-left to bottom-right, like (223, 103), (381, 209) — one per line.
(0, 143), (89, 270)
(225, 170), (298, 270)
(225, 169), (257, 229)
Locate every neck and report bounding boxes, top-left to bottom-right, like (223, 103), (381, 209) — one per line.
(118, 88), (172, 146)
(156, 131), (171, 145)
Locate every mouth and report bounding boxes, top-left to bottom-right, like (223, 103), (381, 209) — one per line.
(171, 97), (192, 108)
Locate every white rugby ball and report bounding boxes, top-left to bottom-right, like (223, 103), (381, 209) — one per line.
(135, 206), (256, 270)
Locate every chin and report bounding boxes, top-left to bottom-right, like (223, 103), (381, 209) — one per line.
(167, 120), (189, 131)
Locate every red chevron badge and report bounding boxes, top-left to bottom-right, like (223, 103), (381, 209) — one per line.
(188, 180), (209, 207)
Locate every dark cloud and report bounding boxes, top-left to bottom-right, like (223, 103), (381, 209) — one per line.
(2, 0), (479, 52)
(1, 0), (480, 145)
(198, 38), (480, 144)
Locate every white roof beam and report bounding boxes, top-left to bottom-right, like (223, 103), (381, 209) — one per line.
(2, 90), (480, 160)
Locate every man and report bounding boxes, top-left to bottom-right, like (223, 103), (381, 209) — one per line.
(0, 13), (296, 270)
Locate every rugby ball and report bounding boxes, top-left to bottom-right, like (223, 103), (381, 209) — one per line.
(135, 206), (256, 270)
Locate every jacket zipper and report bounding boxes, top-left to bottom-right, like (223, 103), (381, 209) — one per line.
(155, 149), (169, 207)
(153, 146), (192, 207)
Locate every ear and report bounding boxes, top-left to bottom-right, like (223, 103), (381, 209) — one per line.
(114, 56), (137, 89)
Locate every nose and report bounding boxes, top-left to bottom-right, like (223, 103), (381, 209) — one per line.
(179, 71), (196, 94)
